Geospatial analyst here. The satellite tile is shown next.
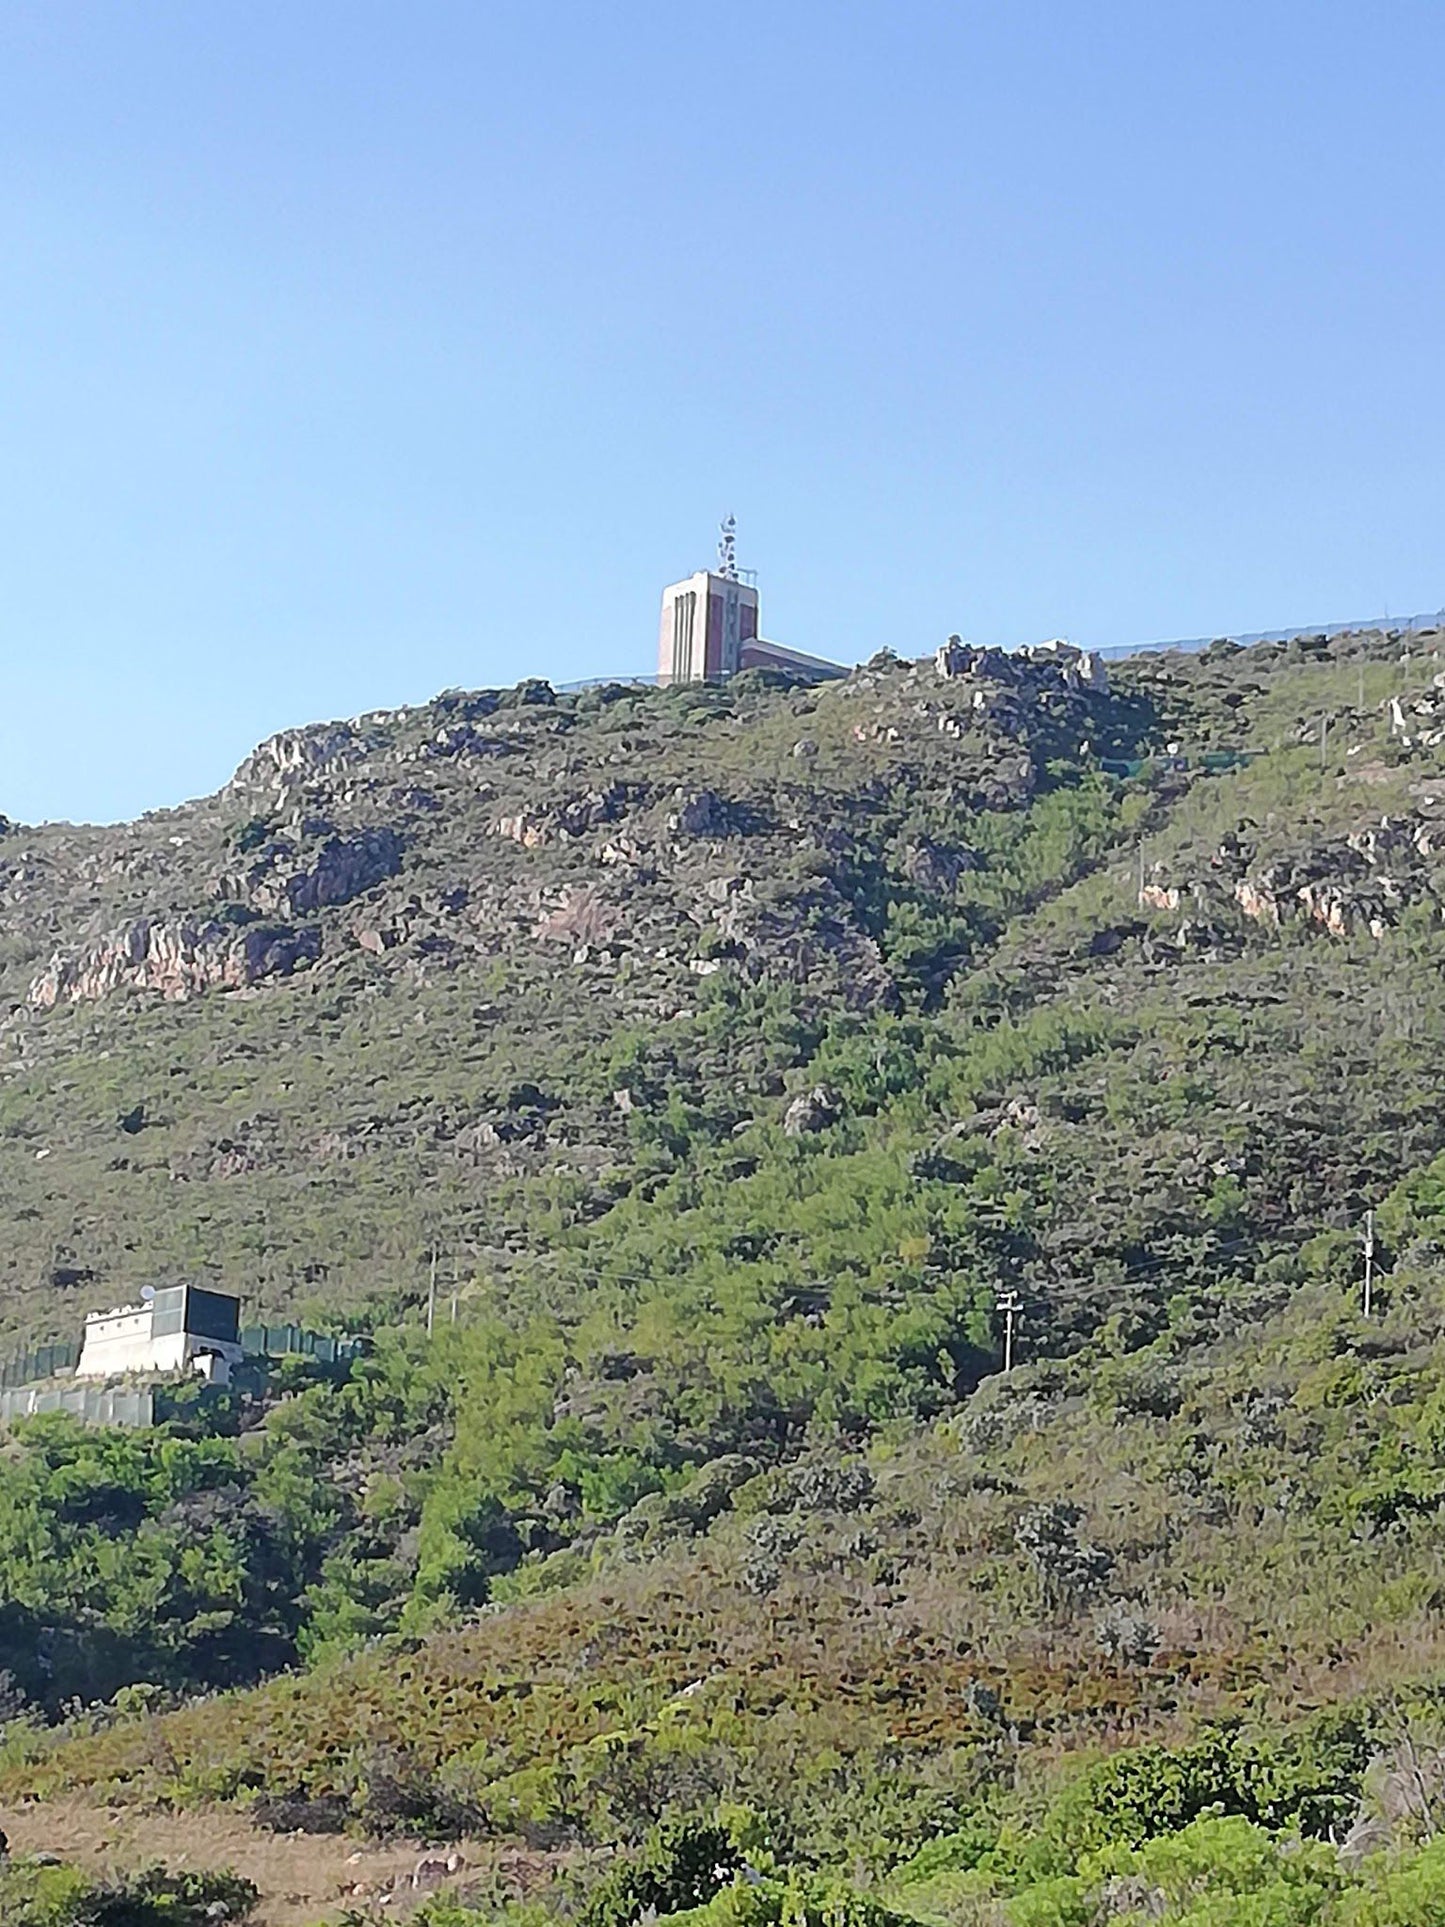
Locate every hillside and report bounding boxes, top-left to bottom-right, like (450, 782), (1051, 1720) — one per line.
(9, 627), (1445, 1924)
(0, 638), (1173, 1338)
(2, 630), (1436, 1344)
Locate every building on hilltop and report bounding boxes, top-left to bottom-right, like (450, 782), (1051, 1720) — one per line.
(658, 518), (845, 686)
(76, 1283), (245, 1384)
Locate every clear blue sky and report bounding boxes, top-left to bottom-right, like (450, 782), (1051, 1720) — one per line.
(3, 2), (1443, 824)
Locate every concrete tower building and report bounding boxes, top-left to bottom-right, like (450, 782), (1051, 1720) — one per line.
(658, 517), (760, 683)
(657, 519), (843, 686)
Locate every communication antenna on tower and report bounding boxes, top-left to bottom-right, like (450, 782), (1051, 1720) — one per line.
(718, 514), (738, 581)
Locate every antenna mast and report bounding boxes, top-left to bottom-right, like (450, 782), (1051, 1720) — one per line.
(996, 1288), (1023, 1374)
(718, 514), (738, 581)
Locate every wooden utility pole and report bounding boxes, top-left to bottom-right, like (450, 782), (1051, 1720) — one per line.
(426, 1247), (438, 1336)
(1363, 1210), (1376, 1320)
(1319, 713), (1328, 769)
(996, 1289), (1023, 1374)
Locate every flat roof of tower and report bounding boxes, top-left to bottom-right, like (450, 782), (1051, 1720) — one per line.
(661, 569), (760, 593)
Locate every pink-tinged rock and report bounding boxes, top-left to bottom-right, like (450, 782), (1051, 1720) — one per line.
(28, 919), (319, 1008)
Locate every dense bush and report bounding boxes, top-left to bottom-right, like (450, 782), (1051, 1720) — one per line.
(0, 1341), (443, 1708)
(580, 1819), (742, 1927)
(1042, 1718), (1373, 1856)
(0, 1862), (257, 1927)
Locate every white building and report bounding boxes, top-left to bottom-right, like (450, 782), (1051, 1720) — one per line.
(657, 519), (845, 687)
(76, 1284), (245, 1383)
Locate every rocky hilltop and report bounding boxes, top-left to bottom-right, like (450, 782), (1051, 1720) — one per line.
(0, 626), (1441, 1343)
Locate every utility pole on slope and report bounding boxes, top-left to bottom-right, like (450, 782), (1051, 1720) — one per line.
(996, 1289), (1023, 1374)
(426, 1246), (438, 1336)
(1363, 1209), (1376, 1320)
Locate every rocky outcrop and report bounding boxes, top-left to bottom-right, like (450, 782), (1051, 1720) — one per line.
(226, 828), (405, 917)
(668, 788), (737, 838)
(1384, 673), (1445, 751)
(933, 634), (1109, 695)
(351, 887), (469, 958)
(535, 888), (620, 948)
(556, 786), (632, 837)
(1233, 878), (1280, 927)
(419, 722), (515, 762)
(784, 1084), (844, 1136)
(1139, 813), (1445, 944)
(973, 753), (1039, 812)
(494, 811), (549, 848)
(1296, 878), (1393, 940)
(229, 719), (384, 793)
(494, 779), (738, 853)
(29, 918), (320, 1008)
(1020, 637), (1110, 691)
(711, 877), (900, 1012)
(1233, 823), (1430, 942)
(493, 785), (637, 849)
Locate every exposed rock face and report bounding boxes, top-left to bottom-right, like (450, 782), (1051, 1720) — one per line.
(240, 828), (405, 917)
(1385, 673), (1445, 751)
(933, 634), (1109, 695)
(535, 888), (620, 947)
(350, 887), (468, 958)
(783, 1083), (843, 1136)
(1233, 878), (1280, 927)
(230, 720), (382, 793)
(1299, 881), (1389, 940)
(712, 877), (900, 1012)
(556, 786), (631, 837)
(28, 918), (320, 1008)
(974, 753), (1039, 812)
(1140, 813), (1445, 945)
(494, 811), (548, 848)
(493, 785), (636, 849)
(1234, 827), (1426, 942)
(1020, 637), (1110, 692)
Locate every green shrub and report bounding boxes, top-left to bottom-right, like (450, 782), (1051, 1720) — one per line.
(580, 1820), (742, 1927)
(0, 1862), (258, 1927)
(1044, 1718), (1371, 1857)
